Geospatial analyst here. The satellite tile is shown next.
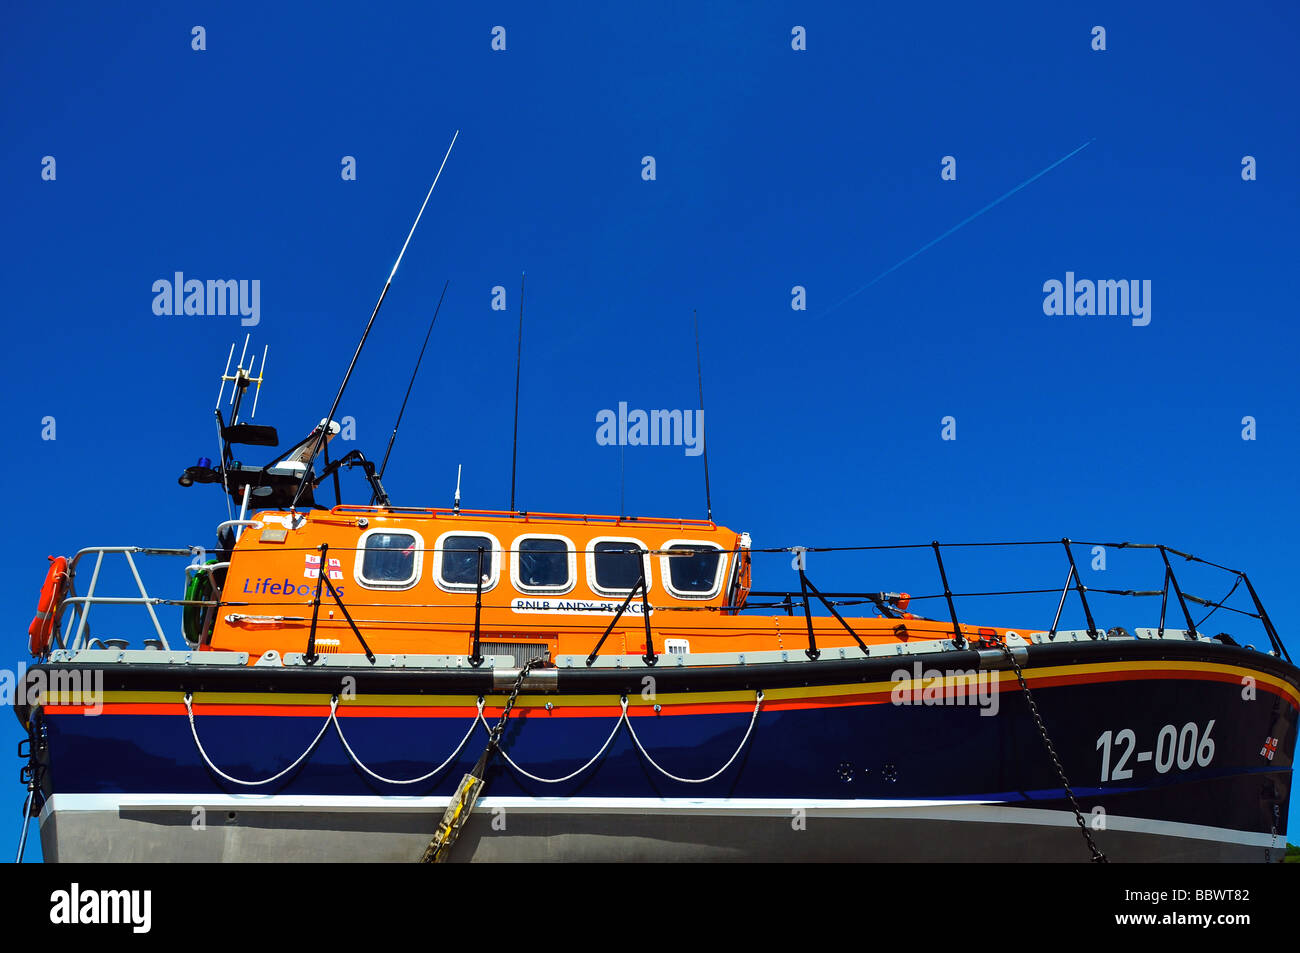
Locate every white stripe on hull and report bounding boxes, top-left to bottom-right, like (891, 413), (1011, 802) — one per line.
(41, 793), (1280, 850)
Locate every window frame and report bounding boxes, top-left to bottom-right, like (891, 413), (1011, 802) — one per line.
(509, 533), (577, 595)
(585, 535), (653, 597)
(432, 529), (503, 594)
(658, 538), (728, 600)
(353, 527), (425, 591)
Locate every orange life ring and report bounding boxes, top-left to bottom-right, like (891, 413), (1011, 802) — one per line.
(28, 556), (68, 657)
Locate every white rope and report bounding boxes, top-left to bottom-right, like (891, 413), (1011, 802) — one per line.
(333, 700), (480, 785)
(624, 690), (764, 784)
(483, 700), (625, 784)
(183, 687), (764, 790)
(184, 692), (334, 787)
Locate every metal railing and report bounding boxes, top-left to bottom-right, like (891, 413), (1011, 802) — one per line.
(55, 546), (203, 652)
(741, 539), (1290, 663)
(44, 535), (1291, 668)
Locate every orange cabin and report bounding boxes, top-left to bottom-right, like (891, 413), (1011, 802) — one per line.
(206, 505), (1001, 663)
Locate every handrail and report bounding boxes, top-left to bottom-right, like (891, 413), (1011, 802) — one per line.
(55, 546), (198, 653)
(44, 535), (1291, 666)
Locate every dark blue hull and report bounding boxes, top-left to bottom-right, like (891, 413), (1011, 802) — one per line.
(23, 638), (1299, 861)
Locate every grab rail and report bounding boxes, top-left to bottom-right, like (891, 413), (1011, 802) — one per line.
(56, 546), (198, 652)
(44, 535), (1292, 666)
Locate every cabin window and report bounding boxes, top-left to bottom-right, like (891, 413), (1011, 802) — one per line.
(355, 530), (423, 590)
(434, 532), (500, 591)
(588, 538), (650, 595)
(660, 541), (726, 599)
(512, 535), (575, 593)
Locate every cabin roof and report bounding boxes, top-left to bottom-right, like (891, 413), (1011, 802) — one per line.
(322, 505), (720, 531)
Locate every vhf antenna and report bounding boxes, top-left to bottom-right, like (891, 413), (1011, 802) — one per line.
(509, 272), (525, 512)
(693, 309), (713, 521)
(213, 334), (269, 514)
(374, 279), (450, 498)
(215, 333), (269, 426)
(289, 130), (460, 511)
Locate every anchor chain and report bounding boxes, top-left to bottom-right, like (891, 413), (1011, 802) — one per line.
(999, 642), (1108, 863)
(419, 656), (547, 863)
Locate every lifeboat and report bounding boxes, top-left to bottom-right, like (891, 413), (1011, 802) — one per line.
(14, 165), (1297, 862)
(18, 435), (1296, 861)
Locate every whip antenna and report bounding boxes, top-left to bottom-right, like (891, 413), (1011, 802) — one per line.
(693, 309), (713, 521)
(375, 279), (450, 493)
(289, 130), (460, 510)
(509, 272), (525, 512)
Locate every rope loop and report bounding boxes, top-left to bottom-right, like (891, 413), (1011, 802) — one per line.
(184, 691), (334, 787)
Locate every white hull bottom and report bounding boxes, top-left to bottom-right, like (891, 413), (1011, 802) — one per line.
(38, 794), (1280, 862)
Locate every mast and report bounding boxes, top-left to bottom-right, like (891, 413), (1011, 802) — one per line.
(509, 272), (525, 512)
(289, 130), (460, 510)
(375, 279), (451, 495)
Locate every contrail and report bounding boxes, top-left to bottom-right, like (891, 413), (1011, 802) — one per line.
(820, 138), (1095, 317)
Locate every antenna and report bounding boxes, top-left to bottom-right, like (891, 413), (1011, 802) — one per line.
(212, 334), (270, 520)
(215, 342), (235, 409)
(453, 464), (462, 513)
(216, 334), (269, 429)
(509, 272), (525, 512)
(250, 344), (268, 418)
(376, 279), (450, 491)
(693, 309), (713, 521)
(289, 130), (460, 510)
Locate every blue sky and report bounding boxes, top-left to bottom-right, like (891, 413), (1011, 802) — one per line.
(3, 2), (1297, 860)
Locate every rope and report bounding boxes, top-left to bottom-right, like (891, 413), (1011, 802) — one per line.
(482, 691), (764, 785)
(333, 701), (481, 785)
(184, 692), (334, 786)
(623, 691), (764, 784)
(483, 701), (625, 784)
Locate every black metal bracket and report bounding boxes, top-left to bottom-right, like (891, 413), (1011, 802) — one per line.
(798, 568), (819, 659)
(586, 567), (656, 667)
(313, 449), (390, 507)
(1158, 545), (1198, 638)
(798, 568), (869, 658)
(469, 547), (485, 667)
(932, 542), (966, 649)
(1241, 573), (1290, 661)
(640, 574), (658, 666)
(321, 575), (376, 664)
(305, 543), (326, 664)
(1062, 539), (1100, 638)
(305, 542), (377, 664)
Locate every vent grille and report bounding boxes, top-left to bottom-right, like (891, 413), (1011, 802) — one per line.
(480, 641), (550, 664)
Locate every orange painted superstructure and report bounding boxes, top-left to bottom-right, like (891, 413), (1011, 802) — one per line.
(207, 506), (1014, 662)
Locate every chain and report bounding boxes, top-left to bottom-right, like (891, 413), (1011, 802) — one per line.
(418, 656), (547, 863)
(486, 656), (547, 750)
(1000, 642), (1108, 863)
